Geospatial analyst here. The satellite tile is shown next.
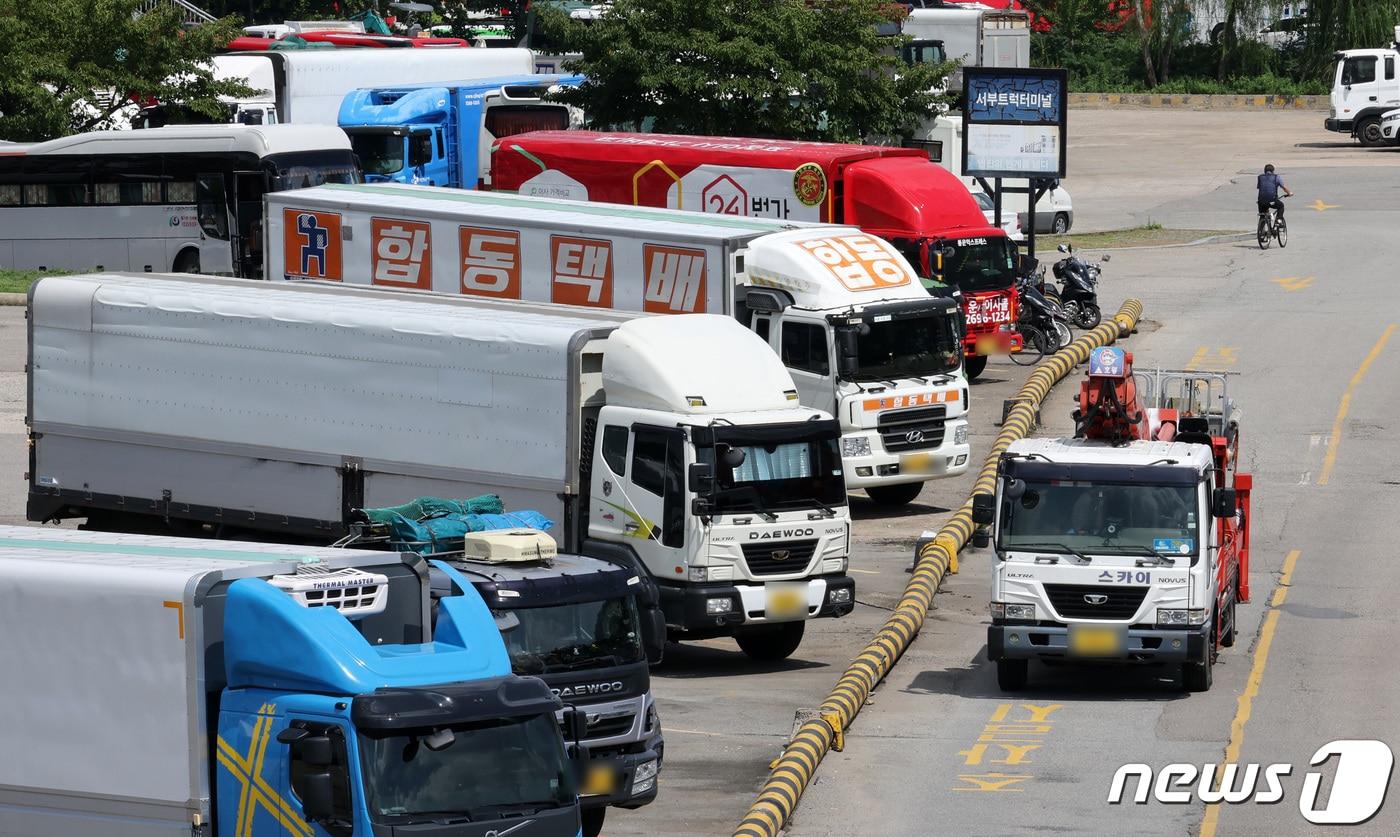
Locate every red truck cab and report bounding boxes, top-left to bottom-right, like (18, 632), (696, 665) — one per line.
(490, 131), (1020, 377)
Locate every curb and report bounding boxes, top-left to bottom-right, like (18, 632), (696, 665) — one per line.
(1067, 231), (1254, 253)
(0, 293), (27, 306)
(1070, 92), (1327, 111)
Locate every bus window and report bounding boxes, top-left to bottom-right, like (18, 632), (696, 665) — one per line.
(0, 185), (18, 206)
(196, 174), (230, 241)
(168, 181), (196, 203)
(21, 159), (90, 206)
(264, 151), (361, 191)
(95, 158), (164, 206)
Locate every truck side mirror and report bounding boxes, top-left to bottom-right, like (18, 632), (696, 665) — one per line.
(1211, 487), (1237, 518)
(971, 492), (995, 526)
(563, 706), (588, 744)
(971, 528), (990, 549)
(295, 734), (335, 768)
(644, 607), (666, 664)
(719, 445), (746, 470)
(687, 462), (713, 494)
(835, 326), (860, 379)
(300, 772), (337, 822)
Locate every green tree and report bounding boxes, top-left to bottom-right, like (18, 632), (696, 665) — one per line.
(0, 0), (254, 141)
(1301, 0), (1400, 78)
(538, 0), (954, 142)
(441, 1), (529, 42)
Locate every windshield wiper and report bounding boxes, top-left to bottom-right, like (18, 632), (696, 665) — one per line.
(1004, 542), (1091, 563)
(472, 800), (566, 818)
(398, 810), (474, 824)
(718, 484), (778, 522)
(1097, 544), (1177, 566)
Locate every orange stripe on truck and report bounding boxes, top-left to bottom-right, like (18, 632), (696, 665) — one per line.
(862, 391), (958, 411)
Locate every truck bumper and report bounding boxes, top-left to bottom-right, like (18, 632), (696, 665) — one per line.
(658, 575), (855, 631)
(841, 431), (971, 488)
(1325, 117), (1350, 133)
(987, 622), (1208, 663)
(580, 744), (662, 811)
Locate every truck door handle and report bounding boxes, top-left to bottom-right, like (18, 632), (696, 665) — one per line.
(624, 522), (640, 533)
(1370, 96), (1378, 101)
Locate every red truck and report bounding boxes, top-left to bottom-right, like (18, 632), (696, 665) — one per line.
(490, 131), (1021, 378)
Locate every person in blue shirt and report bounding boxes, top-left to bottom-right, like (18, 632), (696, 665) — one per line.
(1257, 164), (1293, 219)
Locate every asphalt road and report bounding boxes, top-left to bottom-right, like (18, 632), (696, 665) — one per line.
(2, 110), (1398, 837)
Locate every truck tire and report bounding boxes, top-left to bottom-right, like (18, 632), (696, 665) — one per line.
(1183, 622), (1216, 692)
(865, 482), (923, 507)
(1220, 595), (1237, 648)
(1357, 116), (1384, 148)
(997, 658), (1028, 691)
(1052, 213), (1069, 234)
(172, 250), (201, 274)
(736, 621), (805, 661)
(581, 806), (606, 837)
(964, 354), (988, 380)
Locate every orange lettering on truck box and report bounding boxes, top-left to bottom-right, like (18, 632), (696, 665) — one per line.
(551, 235), (613, 307)
(459, 226), (522, 298)
(371, 217), (432, 290)
(642, 244), (707, 314)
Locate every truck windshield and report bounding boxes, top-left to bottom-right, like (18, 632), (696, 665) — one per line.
(700, 425), (846, 515)
(850, 313), (961, 382)
(263, 150), (362, 191)
(936, 236), (1018, 293)
(361, 714), (574, 823)
(498, 596), (645, 675)
(348, 131), (406, 176)
(1000, 479), (1201, 564)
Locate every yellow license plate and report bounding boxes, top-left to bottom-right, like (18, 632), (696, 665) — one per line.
(974, 337), (1006, 355)
(1069, 625), (1125, 657)
(581, 764), (618, 797)
(767, 585), (806, 619)
(900, 452), (934, 473)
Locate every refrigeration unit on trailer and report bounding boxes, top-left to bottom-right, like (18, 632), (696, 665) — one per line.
(265, 183), (970, 506)
(28, 273), (854, 659)
(0, 526), (582, 836)
(489, 130), (1021, 379)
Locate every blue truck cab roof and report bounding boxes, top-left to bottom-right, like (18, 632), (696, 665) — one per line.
(338, 73), (584, 127)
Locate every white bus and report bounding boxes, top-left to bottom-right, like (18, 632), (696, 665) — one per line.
(0, 124), (359, 278)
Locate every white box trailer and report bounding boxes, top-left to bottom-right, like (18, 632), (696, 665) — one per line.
(264, 183), (971, 507)
(28, 274), (855, 658)
(194, 48), (535, 126)
(0, 525), (579, 837)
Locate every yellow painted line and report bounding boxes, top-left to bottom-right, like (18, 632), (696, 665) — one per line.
(1185, 346), (1208, 372)
(847, 568), (881, 575)
(1310, 199), (1339, 212)
(1199, 549), (1300, 837)
(1318, 324), (1396, 486)
(1270, 276), (1314, 292)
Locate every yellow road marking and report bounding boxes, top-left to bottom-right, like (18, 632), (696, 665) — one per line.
(1310, 199), (1339, 212)
(1199, 549), (1300, 837)
(847, 568), (881, 575)
(1185, 347), (1239, 373)
(1318, 324), (1396, 485)
(1271, 276), (1314, 292)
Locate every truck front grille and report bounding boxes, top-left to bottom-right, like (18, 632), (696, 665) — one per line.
(1044, 584), (1149, 620)
(586, 713), (635, 739)
(741, 540), (819, 576)
(878, 406), (947, 452)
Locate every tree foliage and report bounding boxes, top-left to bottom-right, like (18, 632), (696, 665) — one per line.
(0, 0), (253, 141)
(539, 0), (954, 142)
(441, 1), (529, 42)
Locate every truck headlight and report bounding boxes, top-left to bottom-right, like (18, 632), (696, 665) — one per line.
(689, 566), (732, 583)
(954, 424), (969, 445)
(634, 759), (659, 783)
(1157, 608), (1208, 626)
(990, 602), (1035, 620)
(633, 776), (656, 795)
(705, 597), (734, 615)
(829, 587), (852, 605)
(842, 436), (872, 458)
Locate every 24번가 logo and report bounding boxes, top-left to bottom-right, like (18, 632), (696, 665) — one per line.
(1108, 739), (1394, 825)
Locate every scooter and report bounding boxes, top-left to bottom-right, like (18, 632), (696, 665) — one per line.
(1052, 243), (1108, 329)
(1010, 271), (1072, 364)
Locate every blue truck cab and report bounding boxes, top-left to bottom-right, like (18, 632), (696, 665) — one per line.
(0, 529), (583, 837)
(339, 74), (583, 190)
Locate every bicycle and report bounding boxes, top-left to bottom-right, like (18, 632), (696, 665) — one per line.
(1257, 197), (1289, 250)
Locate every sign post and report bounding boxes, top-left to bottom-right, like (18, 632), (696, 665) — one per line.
(961, 67), (1068, 262)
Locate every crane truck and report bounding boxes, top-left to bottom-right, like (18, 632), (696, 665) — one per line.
(27, 273), (854, 661)
(0, 526), (583, 836)
(264, 183), (969, 507)
(973, 347), (1252, 692)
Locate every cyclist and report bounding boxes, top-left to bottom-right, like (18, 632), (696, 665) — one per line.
(1257, 163), (1293, 220)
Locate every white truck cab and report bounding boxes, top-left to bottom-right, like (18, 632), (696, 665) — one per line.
(1327, 36), (1400, 146)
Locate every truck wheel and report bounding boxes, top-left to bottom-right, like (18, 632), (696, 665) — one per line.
(736, 621), (806, 661)
(997, 658), (1028, 691)
(964, 354), (988, 380)
(581, 806), (606, 837)
(1357, 116), (1384, 148)
(1052, 213), (1069, 234)
(865, 482), (923, 507)
(172, 250), (201, 274)
(1183, 623), (1216, 692)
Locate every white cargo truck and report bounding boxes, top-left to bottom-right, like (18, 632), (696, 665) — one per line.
(28, 273), (854, 659)
(898, 5), (1031, 91)
(264, 183), (971, 507)
(0, 526), (582, 837)
(1326, 31), (1400, 146)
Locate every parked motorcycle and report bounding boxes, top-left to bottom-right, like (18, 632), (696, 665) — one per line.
(1052, 243), (1108, 329)
(1009, 271), (1073, 366)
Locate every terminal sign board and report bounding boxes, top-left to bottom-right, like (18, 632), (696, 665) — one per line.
(961, 67), (1068, 179)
